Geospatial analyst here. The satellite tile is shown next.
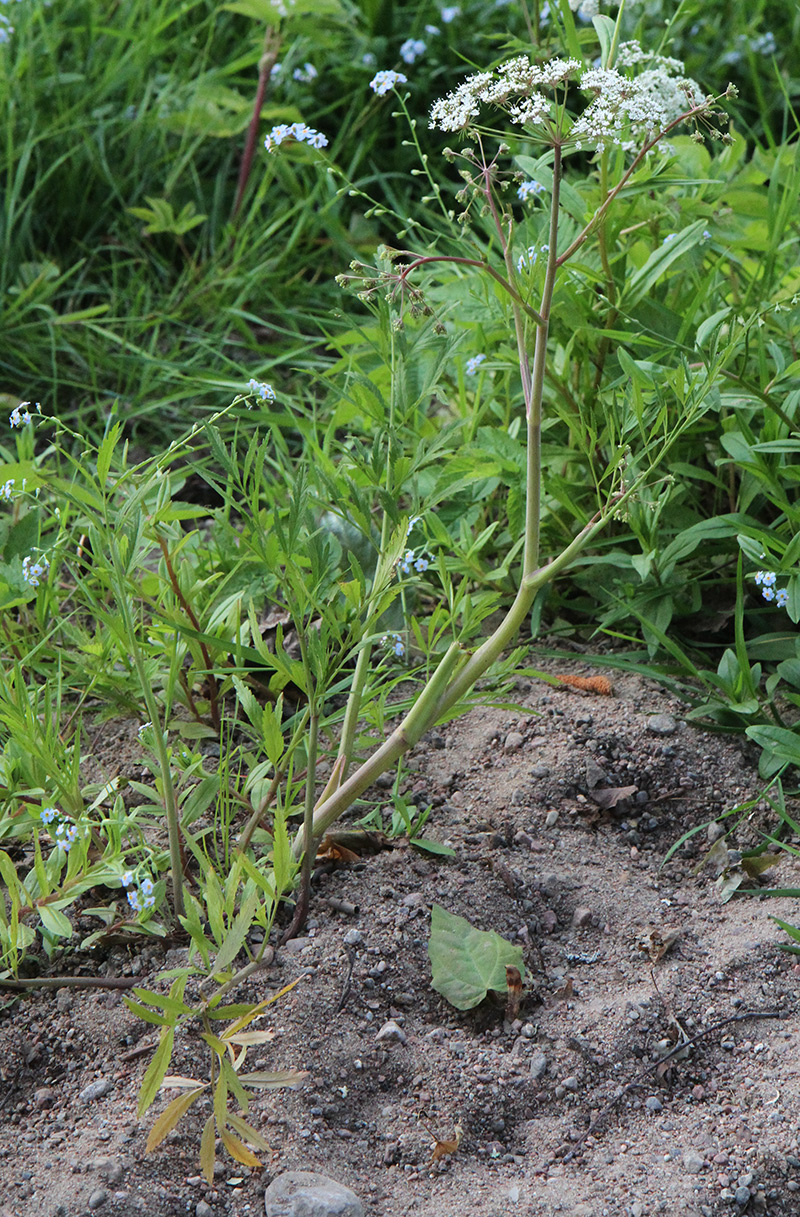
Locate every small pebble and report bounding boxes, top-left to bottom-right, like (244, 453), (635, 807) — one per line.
(196, 1202), (215, 1217)
(375, 1020), (407, 1045)
(343, 929), (363, 947)
(645, 1096), (663, 1113)
(683, 1149), (705, 1174)
(530, 1053), (548, 1079)
(79, 1079), (113, 1103)
(571, 906), (593, 928)
(505, 731), (524, 750)
(648, 713), (677, 736)
(734, 1186), (752, 1206)
(87, 1190), (108, 1211)
(545, 810), (559, 828)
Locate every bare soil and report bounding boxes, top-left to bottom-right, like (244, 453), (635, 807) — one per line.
(2, 657), (799, 1217)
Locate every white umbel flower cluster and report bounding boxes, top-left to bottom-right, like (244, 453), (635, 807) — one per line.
(429, 43), (705, 152)
(429, 56), (581, 133)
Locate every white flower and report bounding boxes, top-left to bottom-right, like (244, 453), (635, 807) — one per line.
(9, 404), (32, 428)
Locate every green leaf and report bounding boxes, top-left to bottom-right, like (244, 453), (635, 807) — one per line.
(428, 904), (525, 1011)
(138, 1027), (175, 1117)
(410, 837), (457, 857)
(145, 1086), (205, 1152)
(592, 14), (616, 66)
(38, 905), (74, 939)
(209, 890), (258, 979)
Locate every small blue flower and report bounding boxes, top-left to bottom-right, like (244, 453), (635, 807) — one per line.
(0, 479), (14, 500)
(440, 5), (461, 20)
(663, 233), (678, 244)
(414, 556), (429, 573)
(22, 555), (48, 587)
(247, 378), (276, 402)
(399, 38), (426, 64)
(776, 588), (789, 608)
(702, 230), (712, 241)
(517, 245), (538, 273)
(141, 877), (154, 897)
(400, 549), (415, 575)
(517, 179), (545, 202)
(265, 123), (328, 153)
(54, 821), (78, 852)
(465, 353), (487, 376)
(384, 632), (405, 658)
(761, 571), (777, 587)
(369, 69), (408, 96)
(292, 62), (318, 83)
(121, 871), (135, 888)
(762, 586), (775, 602)
(41, 807), (59, 825)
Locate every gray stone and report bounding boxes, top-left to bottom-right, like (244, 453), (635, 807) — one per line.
(530, 1052), (548, 1079)
(647, 714), (677, 736)
(375, 1019), (407, 1044)
(79, 1079), (113, 1103)
(734, 1186), (752, 1206)
(707, 821), (726, 843)
(342, 929), (362, 947)
(682, 1149), (705, 1174)
(545, 810), (559, 828)
(55, 988), (73, 1012)
(505, 731), (524, 750)
(264, 1170), (364, 1217)
(571, 906), (593, 928)
(645, 1096), (663, 1112)
(87, 1190), (108, 1211)
(196, 1202), (215, 1217)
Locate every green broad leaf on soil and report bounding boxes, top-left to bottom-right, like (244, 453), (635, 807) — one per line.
(428, 904), (525, 1010)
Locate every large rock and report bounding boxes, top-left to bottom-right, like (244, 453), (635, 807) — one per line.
(264, 1171), (364, 1217)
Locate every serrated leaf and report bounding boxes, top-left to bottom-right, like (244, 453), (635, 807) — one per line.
(145, 1086), (205, 1152)
(209, 889), (258, 978)
(237, 1068), (309, 1089)
(123, 998), (171, 1026)
(428, 905), (525, 1011)
(200, 1114), (216, 1183)
(138, 1028), (175, 1117)
(227, 1111), (272, 1152)
(219, 1127), (262, 1168)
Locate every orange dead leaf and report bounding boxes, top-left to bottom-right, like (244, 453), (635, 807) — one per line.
(554, 674), (614, 695)
(428, 1124), (463, 1164)
(505, 965), (523, 1022)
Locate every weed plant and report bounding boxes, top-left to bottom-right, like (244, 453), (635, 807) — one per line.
(2, 0), (800, 1180)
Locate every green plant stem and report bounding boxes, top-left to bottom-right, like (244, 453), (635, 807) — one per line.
(108, 538), (184, 919)
(280, 711), (318, 943)
(292, 641), (466, 856)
